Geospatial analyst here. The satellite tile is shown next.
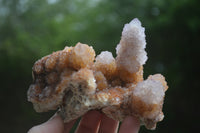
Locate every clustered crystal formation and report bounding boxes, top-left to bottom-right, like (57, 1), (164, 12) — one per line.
(27, 18), (168, 130)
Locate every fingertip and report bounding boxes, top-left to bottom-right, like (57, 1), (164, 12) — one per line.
(27, 126), (40, 133)
(76, 110), (102, 133)
(28, 114), (64, 133)
(98, 114), (119, 133)
(119, 116), (140, 133)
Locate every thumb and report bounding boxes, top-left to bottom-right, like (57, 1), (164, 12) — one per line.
(28, 114), (64, 133)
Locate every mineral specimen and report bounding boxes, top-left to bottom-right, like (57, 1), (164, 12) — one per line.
(27, 18), (168, 130)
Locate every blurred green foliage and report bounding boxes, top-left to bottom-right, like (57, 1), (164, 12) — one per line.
(0, 0), (199, 132)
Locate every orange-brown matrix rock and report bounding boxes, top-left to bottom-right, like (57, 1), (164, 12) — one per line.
(27, 18), (168, 130)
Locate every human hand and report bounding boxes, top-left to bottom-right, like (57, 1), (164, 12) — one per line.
(28, 110), (140, 133)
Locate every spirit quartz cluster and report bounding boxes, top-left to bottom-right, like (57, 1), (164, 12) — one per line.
(27, 18), (168, 130)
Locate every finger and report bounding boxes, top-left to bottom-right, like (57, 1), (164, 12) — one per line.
(75, 110), (103, 133)
(119, 116), (140, 133)
(28, 114), (64, 133)
(98, 114), (119, 133)
(64, 119), (77, 133)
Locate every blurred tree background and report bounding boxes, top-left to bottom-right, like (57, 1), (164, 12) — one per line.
(0, 0), (199, 132)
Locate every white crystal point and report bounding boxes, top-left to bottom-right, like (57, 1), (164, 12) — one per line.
(133, 79), (165, 105)
(95, 51), (115, 65)
(116, 18), (148, 73)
